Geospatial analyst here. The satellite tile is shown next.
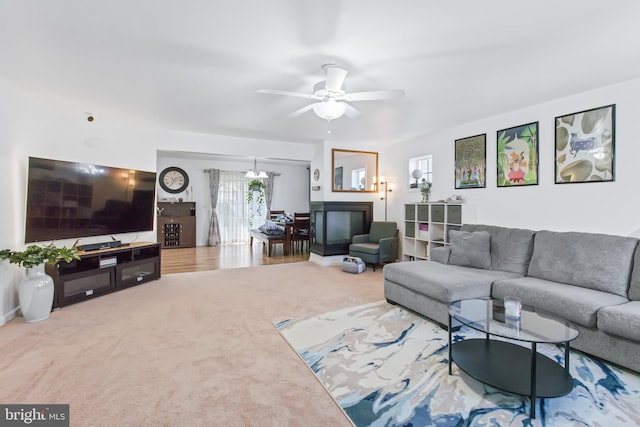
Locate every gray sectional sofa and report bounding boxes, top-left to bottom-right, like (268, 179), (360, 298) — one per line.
(383, 224), (640, 373)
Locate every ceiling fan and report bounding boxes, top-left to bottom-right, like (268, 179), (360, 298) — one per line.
(257, 64), (405, 121)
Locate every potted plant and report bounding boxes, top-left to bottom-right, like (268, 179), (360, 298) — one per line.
(0, 244), (80, 322)
(420, 179), (432, 203)
(247, 180), (266, 227)
(247, 179), (266, 206)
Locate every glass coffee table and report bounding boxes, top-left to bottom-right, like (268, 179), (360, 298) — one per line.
(448, 298), (579, 419)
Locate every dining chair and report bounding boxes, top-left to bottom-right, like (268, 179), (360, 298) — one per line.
(291, 212), (310, 253)
(269, 210), (285, 220)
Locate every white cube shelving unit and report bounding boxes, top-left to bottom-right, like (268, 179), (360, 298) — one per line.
(402, 202), (477, 261)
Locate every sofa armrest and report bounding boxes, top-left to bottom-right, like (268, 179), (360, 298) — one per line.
(379, 237), (399, 263)
(352, 234), (370, 244)
(430, 246), (451, 264)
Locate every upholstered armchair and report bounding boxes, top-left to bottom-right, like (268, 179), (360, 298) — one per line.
(349, 221), (399, 271)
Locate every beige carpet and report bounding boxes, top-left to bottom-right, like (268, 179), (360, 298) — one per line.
(0, 262), (384, 426)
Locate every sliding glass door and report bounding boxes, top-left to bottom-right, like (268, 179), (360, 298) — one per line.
(217, 172), (265, 244)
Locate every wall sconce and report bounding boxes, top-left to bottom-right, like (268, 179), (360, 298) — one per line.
(379, 176), (392, 221)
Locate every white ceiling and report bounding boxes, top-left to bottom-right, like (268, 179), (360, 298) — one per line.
(2, 1), (640, 145)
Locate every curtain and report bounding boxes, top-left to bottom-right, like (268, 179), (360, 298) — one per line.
(217, 172), (257, 244)
(206, 169), (221, 246)
(265, 172), (275, 220)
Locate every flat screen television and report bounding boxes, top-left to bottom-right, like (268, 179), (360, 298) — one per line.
(25, 157), (157, 243)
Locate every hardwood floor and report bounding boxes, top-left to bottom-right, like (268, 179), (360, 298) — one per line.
(160, 243), (310, 274)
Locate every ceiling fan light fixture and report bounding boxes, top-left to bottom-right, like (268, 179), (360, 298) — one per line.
(312, 99), (347, 121)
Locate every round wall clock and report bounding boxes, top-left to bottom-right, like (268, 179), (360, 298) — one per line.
(159, 167), (189, 194)
(313, 168), (320, 181)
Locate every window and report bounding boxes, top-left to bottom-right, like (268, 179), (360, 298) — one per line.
(409, 155), (433, 190)
(351, 168), (366, 190)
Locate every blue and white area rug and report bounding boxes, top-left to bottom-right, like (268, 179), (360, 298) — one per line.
(274, 301), (640, 427)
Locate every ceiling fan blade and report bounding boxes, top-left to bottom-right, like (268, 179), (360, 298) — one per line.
(342, 89), (405, 102)
(344, 103), (362, 118)
(257, 89), (318, 100)
(288, 103), (315, 117)
(324, 66), (348, 92)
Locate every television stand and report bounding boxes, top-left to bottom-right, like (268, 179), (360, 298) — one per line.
(46, 242), (161, 308)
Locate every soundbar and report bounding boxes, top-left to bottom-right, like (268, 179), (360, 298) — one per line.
(78, 240), (122, 252)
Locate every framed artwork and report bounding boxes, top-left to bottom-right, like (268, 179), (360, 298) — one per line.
(497, 121), (539, 187)
(454, 134), (486, 189)
(555, 104), (615, 184)
(334, 166), (343, 190)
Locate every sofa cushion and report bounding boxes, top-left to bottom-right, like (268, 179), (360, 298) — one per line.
(383, 260), (521, 303)
(527, 230), (638, 298)
(430, 246), (450, 264)
(492, 277), (629, 328)
(462, 224), (535, 275)
(448, 230), (491, 270)
(349, 242), (379, 255)
(598, 301), (640, 341)
(628, 245), (640, 300)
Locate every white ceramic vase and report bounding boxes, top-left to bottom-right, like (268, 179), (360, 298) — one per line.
(19, 263), (54, 322)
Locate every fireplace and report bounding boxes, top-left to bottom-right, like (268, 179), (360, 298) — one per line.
(310, 202), (373, 256)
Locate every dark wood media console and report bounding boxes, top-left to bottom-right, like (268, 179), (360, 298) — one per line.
(46, 242), (161, 308)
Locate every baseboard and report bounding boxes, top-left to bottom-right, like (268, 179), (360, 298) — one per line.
(1, 306), (20, 327)
(309, 253), (345, 267)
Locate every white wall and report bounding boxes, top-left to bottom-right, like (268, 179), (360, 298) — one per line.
(383, 77), (640, 237)
(156, 154), (310, 246)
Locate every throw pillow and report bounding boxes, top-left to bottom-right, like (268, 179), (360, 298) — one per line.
(448, 230), (491, 269)
(258, 220), (285, 235)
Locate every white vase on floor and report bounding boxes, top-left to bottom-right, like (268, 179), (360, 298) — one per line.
(19, 263), (54, 322)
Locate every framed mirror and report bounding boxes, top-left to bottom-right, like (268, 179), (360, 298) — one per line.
(331, 148), (379, 192)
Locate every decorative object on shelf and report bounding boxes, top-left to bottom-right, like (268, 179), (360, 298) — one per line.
(497, 121), (539, 187)
(455, 134), (486, 189)
(313, 168), (320, 181)
(411, 168), (422, 189)
(420, 179), (431, 202)
(159, 166), (190, 194)
(555, 104), (615, 184)
(0, 244), (80, 322)
(245, 158), (268, 179)
(379, 176), (392, 221)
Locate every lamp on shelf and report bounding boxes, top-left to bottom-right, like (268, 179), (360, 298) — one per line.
(379, 176), (392, 221)
(245, 158), (268, 179)
(411, 168), (423, 188)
